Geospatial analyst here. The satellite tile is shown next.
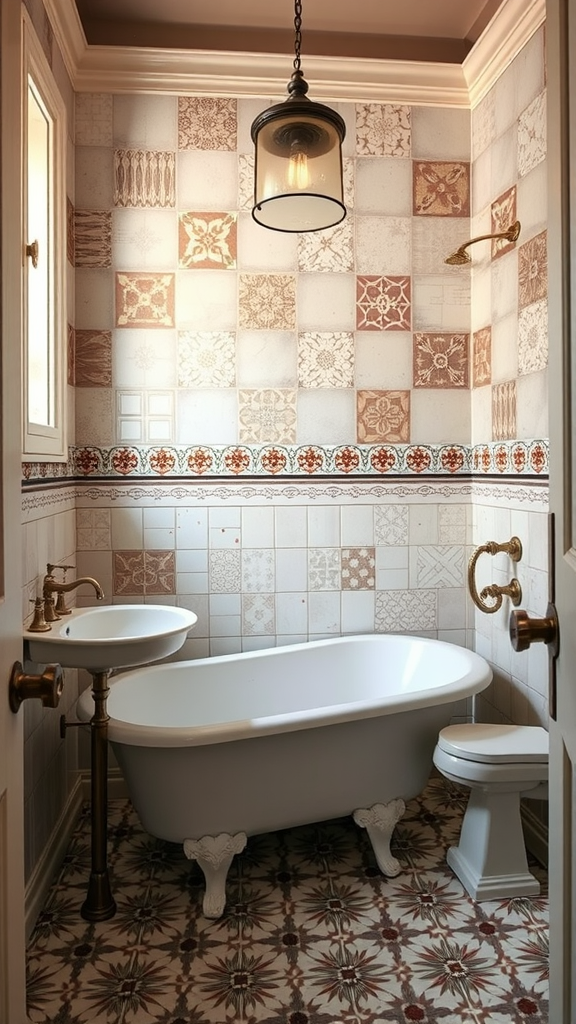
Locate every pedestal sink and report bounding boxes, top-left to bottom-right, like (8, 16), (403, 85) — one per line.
(24, 603), (197, 921)
(24, 604), (197, 672)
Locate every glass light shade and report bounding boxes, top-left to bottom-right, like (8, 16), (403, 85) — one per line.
(251, 91), (346, 233)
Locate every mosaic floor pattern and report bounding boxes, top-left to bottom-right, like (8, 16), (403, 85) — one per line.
(26, 778), (548, 1024)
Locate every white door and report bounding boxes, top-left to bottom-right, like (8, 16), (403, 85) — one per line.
(545, 0), (576, 1017)
(0, 1), (28, 1021)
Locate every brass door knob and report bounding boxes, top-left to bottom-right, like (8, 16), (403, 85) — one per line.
(509, 602), (559, 656)
(8, 661), (63, 713)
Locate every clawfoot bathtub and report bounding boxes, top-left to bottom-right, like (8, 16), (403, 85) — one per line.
(77, 634), (491, 918)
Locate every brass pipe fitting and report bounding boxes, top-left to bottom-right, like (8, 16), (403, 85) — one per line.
(468, 536), (523, 614)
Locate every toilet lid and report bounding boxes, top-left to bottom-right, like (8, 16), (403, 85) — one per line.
(437, 724), (549, 763)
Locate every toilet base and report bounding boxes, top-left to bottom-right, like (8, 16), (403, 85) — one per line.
(446, 787), (541, 901)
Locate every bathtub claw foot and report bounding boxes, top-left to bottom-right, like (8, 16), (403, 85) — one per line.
(183, 832), (247, 919)
(353, 799), (406, 877)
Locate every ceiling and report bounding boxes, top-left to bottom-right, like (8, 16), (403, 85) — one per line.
(74, 0), (507, 64)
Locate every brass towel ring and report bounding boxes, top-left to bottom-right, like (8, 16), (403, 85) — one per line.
(468, 536), (523, 614)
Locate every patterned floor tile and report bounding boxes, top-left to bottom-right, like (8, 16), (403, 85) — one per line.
(26, 778), (549, 1023)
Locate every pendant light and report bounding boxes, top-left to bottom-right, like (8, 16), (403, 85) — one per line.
(250, 0), (346, 233)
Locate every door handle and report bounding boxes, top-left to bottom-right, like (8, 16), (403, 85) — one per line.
(509, 602), (559, 656)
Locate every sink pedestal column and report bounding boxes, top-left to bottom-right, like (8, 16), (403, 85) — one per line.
(81, 670), (116, 921)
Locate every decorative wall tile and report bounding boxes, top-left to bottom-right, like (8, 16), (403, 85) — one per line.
(518, 298), (548, 375)
(75, 389), (114, 447)
(375, 505), (409, 545)
(115, 273), (175, 328)
(355, 103), (411, 157)
(209, 549), (241, 592)
(518, 231), (547, 309)
(67, 197), (75, 265)
(415, 546), (464, 588)
(76, 509), (111, 550)
(413, 333), (469, 388)
(113, 330), (177, 388)
(74, 211), (112, 268)
(239, 389), (297, 444)
(297, 220), (354, 272)
(239, 274), (296, 330)
(375, 589), (437, 631)
(75, 330), (112, 387)
(308, 549), (341, 590)
(356, 276), (411, 331)
(113, 150), (176, 208)
(178, 97), (237, 150)
(242, 549), (274, 592)
(518, 90), (546, 177)
(472, 327), (492, 387)
(113, 549), (175, 595)
(355, 216), (411, 275)
(298, 332), (354, 388)
(343, 157), (355, 210)
(75, 93), (113, 146)
(492, 381), (517, 441)
(341, 547), (376, 590)
(413, 162), (470, 216)
(438, 504), (467, 544)
(116, 391), (175, 444)
(177, 331), (236, 387)
(178, 212), (237, 269)
(357, 390), (410, 443)
(491, 187), (517, 259)
(238, 154), (254, 211)
(471, 90), (496, 159)
(242, 593), (275, 635)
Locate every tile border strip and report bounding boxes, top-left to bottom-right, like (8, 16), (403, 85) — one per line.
(22, 440), (549, 483)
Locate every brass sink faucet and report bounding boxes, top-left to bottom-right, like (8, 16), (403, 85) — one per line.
(42, 563), (105, 621)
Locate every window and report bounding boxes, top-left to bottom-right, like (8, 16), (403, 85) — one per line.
(22, 17), (67, 460)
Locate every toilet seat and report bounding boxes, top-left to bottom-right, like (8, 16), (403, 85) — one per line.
(437, 724), (548, 763)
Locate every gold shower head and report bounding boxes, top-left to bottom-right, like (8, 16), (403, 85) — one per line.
(444, 220), (521, 266)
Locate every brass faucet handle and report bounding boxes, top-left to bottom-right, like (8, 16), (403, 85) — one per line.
(54, 591), (72, 616)
(43, 595), (61, 622)
(28, 597), (52, 632)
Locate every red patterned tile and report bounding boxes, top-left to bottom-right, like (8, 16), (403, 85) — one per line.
(518, 230), (547, 309)
(75, 330), (112, 387)
(413, 333), (469, 388)
(413, 161), (470, 216)
(178, 212), (237, 269)
(178, 97), (237, 150)
(356, 276), (411, 331)
(113, 550), (176, 596)
(491, 187), (517, 259)
(357, 390), (410, 442)
(115, 273), (175, 328)
(472, 327), (491, 387)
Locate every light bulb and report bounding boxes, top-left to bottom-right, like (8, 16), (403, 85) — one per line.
(287, 148), (310, 190)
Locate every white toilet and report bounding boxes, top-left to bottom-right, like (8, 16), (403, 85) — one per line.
(433, 723), (548, 901)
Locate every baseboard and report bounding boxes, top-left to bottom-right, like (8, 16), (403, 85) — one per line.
(521, 800), (549, 869)
(25, 776), (84, 941)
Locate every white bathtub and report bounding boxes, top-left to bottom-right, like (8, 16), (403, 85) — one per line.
(77, 634), (491, 917)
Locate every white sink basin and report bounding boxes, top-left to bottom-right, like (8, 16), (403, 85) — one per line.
(24, 604), (197, 672)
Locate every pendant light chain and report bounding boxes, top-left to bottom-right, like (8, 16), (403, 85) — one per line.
(293, 0), (302, 72)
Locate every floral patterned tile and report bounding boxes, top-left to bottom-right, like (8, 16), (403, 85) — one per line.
(177, 331), (236, 387)
(357, 390), (410, 443)
(298, 332), (354, 388)
(238, 389), (297, 444)
(356, 276), (411, 331)
(115, 273), (175, 329)
(491, 186), (517, 259)
(178, 212), (237, 269)
(239, 274), (296, 330)
(355, 103), (411, 157)
(413, 332), (469, 388)
(178, 97), (237, 150)
(114, 150), (176, 208)
(518, 230), (548, 310)
(113, 549), (176, 596)
(242, 593), (275, 635)
(518, 90), (547, 178)
(492, 381), (517, 441)
(374, 505), (409, 546)
(518, 298), (548, 375)
(238, 153), (254, 211)
(75, 93), (113, 146)
(413, 161), (470, 217)
(473, 326), (492, 387)
(242, 549), (275, 593)
(308, 548), (341, 591)
(297, 218), (354, 272)
(76, 508), (112, 550)
(209, 549), (241, 593)
(376, 588), (437, 630)
(75, 330), (112, 387)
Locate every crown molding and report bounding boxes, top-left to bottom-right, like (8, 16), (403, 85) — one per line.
(463, 0), (546, 107)
(45, 0), (544, 108)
